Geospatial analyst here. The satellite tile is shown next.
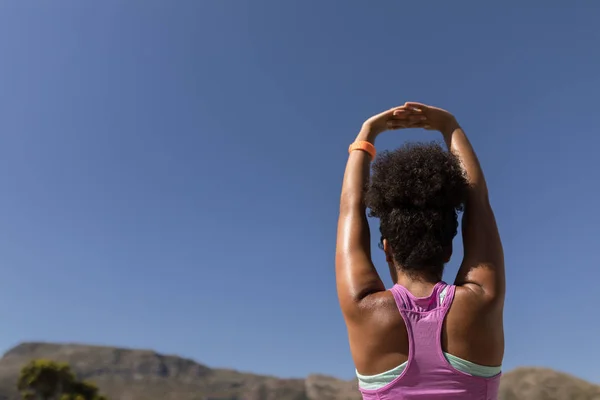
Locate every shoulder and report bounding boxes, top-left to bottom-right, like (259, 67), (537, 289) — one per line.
(361, 289), (397, 310)
(345, 289), (399, 323)
(453, 284), (504, 312)
(448, 284), (504, 328)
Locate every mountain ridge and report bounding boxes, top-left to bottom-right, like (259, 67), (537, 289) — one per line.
(2, 341), (339, 382)
(0, 342), (597, 400)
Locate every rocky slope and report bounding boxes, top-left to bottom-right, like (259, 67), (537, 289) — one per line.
(0, 342), (597, 400)
(499, 367), (600, 400)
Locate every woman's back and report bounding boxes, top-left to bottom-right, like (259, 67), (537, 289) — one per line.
(354, 282), (501, 399)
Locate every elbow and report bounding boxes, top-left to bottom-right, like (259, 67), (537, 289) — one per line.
(465, 192), (494, 216)
(339, 204), (365, 217)
(339, 197), (366, 215)
(467, 182), (491, 204)
(339, 185), (367, 211)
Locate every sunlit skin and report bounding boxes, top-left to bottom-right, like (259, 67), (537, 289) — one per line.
(335, 102), (505, 376)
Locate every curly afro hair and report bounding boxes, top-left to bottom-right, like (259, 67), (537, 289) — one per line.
(365, 142), (469, 277)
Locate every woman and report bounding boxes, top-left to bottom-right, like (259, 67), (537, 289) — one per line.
(336, 102), (504, 399)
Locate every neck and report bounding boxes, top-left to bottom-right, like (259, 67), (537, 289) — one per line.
(395, 268), (443, 296)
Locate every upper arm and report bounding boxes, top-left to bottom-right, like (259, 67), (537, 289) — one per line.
(454, 194), (505, 305)
(335, 209), (386, 319)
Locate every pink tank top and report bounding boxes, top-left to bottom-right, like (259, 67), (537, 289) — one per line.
(359, 282), (501, 400)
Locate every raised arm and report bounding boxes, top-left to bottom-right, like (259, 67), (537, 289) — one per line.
(405, 102), (505, 306)
(335, 106), (424, 318)
(447, 125), (505, 303)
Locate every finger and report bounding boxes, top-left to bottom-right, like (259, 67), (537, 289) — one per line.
(396, 115), (427, 123)
(393, 105), (422, 113)
(391, 109), (408, 117)
(377, 106), (407, 121)
(391, 108), (412, 117)
(404, 102), (427, 112)
(387, 105), (408, 114)
(404, 101), (426, 108)
(391, 110), (425, 119)
(391, 114), (425, 123)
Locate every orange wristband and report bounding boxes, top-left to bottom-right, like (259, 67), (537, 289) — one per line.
(348, 141), (376, 160)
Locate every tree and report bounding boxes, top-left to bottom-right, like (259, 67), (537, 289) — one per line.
(18, 359), (108, 400)
(64, 380), (107, 400)
(18, 359), (74, 400)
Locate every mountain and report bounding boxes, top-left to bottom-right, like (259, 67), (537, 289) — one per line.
(499, 367), (600, 400)
(0, 342), (358, 400)
(0, 342), (597, 400)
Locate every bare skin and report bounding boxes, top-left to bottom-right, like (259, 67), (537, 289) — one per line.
(335, 102), (505, 376)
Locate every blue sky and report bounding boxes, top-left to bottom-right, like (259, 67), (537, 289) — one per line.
(0, 1), (598, 384)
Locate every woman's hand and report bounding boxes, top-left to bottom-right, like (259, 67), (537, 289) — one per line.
(361, 105), (427, 138)
(403, 102), (460, 136)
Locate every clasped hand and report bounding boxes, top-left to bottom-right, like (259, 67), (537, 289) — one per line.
(362, 102), (458, 137)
